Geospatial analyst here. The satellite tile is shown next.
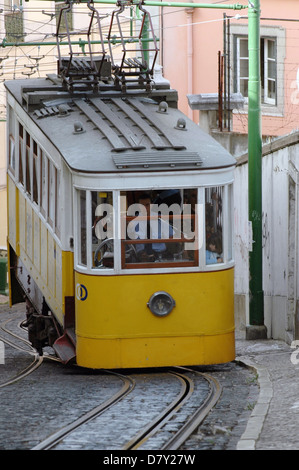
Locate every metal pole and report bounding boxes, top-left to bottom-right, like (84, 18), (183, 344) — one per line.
(24, 0), (247, 9)
(247, 0), (266, 339)
(0, 37), (154, 48)
(70, 0), (247, 9)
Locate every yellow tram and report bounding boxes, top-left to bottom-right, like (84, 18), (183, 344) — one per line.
(5, 1), (236, 369)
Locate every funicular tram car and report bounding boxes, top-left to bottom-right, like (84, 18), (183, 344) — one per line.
(5, 1), (236, 369)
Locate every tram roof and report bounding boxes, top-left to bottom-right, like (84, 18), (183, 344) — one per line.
(5, 76), (236, 174)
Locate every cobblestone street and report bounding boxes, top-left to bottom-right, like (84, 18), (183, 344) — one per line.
(0, 298), (258, 451)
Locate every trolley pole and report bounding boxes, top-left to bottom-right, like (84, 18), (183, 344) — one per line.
(247, 0), (266, 339)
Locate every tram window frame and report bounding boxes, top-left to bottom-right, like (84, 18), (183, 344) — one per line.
(204, 185), (234, 267)
(8, 135), (15, 175)
(18, 122), (24, 186)
(75, 185), (234, 273)
(205, 186), (223, 266)
(78, 190), (87, 267)
(91, 191), (114, 270)
(120, 189), (199, 270)
(55, 169), (61, 238)
(32, 140), (39, 205)
(40, 150), (48, 218)
(8, 106), (15, 175)
(14, 122), (61, 241)
(25, 131), (31, 196)
(48, 161), (55, 228)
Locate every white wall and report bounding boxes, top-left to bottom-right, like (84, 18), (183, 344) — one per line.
(234, 133), (299, 342)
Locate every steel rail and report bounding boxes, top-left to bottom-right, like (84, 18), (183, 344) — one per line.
(0, 352), (43, 388)
(31, 372), (135, 450)
(0, 332), (43, 388)
(123, 370), (194, 450)
(162, 367), (222, 450)
(0, 318), (44, 388)
(1, 319), (32, 349)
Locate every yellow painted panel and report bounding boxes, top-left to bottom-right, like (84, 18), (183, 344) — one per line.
(76, 332), (235, 369)
(75, 270), (234, 339)
(33, 211), (40, 271)
(62, 251), (74, 297)
(40, 222), (47, 285)
(75, 269), (235, 368)
(47, 235), (55, 296)
(0, 188), (7, 250)
(7, 179), (73, 326)
(25, 200), (33, 260)
(55, 244), (62, 306)
(18, 192), (25, 252)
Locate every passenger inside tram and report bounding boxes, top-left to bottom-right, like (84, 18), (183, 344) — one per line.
(123, 189), (198, 265)
(206, 233), (223, 264)
(205, 187), (223, 265)
(126, 192), (175, 262)
(90, 188), (200, 268)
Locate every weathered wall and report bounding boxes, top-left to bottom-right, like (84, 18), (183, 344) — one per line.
(234, 132), (299, 342)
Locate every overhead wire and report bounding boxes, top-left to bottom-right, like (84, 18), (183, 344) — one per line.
(1, 3), (299, 131)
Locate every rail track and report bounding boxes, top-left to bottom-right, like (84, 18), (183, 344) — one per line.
(0, 318), (44, 388)
(124, 368), (221, 451)
(162, 369), (222, 450)
(31, 372), (135, 450)
(0, 314), (222, 451)
(31, 367), (221, 450)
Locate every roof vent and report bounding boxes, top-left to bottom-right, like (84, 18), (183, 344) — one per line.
(175, 118), (187, 131)
(157, 101), (168, 114)
(58, 104), (69, 117)
(73, 121), (85, 134)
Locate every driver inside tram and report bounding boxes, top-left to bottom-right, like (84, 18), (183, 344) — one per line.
(131, 192), (174, 262)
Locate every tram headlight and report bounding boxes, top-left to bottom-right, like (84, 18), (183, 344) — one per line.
(147, 291), (175, 317)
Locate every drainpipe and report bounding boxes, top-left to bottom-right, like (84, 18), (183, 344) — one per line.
(186, 7), (194, 121)
(247, 0), (266, 339)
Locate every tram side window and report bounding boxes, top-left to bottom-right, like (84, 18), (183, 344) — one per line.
(56, 170), (61, 237)
(205, 187), (223, 265)
(8, 107), (15, 175)
(40, 151), (47, 217)
(79, 190), (87, 266)
(32, 140), (38, 204)
(18, 123), (24, 186)
(92, 191), (114, 269)
(8, 135), (15, 175)
(120, 189), (198, 268)
(25, 131), (31, 196)
(48, 162), (55, 226)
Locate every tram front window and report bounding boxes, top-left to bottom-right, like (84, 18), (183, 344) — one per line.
(205, 187), (223, 265)
(121, 189), (198, 268)
(92, 191), (114, 268)
(78, 188), (199, 270)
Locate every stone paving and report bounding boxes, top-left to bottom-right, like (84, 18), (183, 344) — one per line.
(236, 335), (299, 450)
(4, 296), (296, 451)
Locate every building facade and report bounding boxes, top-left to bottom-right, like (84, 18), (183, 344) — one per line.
(162, 0), (299, 137)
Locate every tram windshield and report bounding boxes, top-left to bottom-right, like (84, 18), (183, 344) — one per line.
(119, 189), (198, 268)
(77, 185), (232, 271)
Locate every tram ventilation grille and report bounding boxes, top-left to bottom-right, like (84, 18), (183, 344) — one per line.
(33, 103), (72, 118)
(112, 152), (202, 169)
